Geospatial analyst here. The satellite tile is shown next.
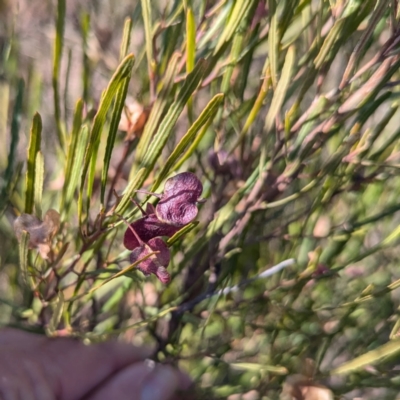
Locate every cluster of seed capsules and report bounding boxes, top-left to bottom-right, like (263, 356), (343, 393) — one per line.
(123, 172), (204, 284)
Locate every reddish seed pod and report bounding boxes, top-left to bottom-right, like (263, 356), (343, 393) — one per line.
(122, 172), (203, 284)
(156, 172), (203, 227)
(129, 237), (171, 284)
(123, 214), (180, 250)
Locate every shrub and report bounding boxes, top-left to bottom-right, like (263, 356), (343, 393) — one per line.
(1, 0), (400, 398)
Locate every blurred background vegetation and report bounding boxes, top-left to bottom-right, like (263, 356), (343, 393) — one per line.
(2, 0), (400, 398)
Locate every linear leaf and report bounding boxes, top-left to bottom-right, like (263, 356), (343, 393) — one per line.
(135, 52), (181, 165)
(87, 250), (158, 296)
(79, 54), (135, 215)
(61, 98), (83, 211)
(141, 0), (154, 72)
(0, 81), (9, 169)
(331, 339), (400, 375)
(47, 291), (64, 335)
(34, 151), (44, 219)
(19, 231), (31, 290)
(186, 7), (196, 74)
(186, 7), (196, 121)
(265, 46), (295, 131)
(81, 12), (91, 104)
(339, 57), (394, 113)
(167, 221), (199, 246)
(140, 58), (208, 171)
(220, 24), (244, 95)
(101, 19), (134, 205)
(235, 70), (270, 149)
(214, 0), (250, 54)
(25, 113), (42, 214)
(173, 120), (212, 172)
(119, 17), (132, 61)
(198, 4), (231, 49)
(151, 93), (224, 192)
(339, 0), (387, 88)
(86, 138), (101, 213)
(314, 18), (344, 69)
(100, 77), (131, 206)
(268, 0), (279, 88)
(52, 0), (66, 148)
(4, 79), (23, 186)
(81, 54), (135, 181)
(68, 125), (89, 218)
(230, 363), (288, 375)
(115, 167), (148, 215)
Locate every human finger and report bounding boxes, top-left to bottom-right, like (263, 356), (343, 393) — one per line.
(0, 328), (153, 400)
(85, 362), (192, 400)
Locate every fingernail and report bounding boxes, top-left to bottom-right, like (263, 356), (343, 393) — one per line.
(140, 366), (179, 400)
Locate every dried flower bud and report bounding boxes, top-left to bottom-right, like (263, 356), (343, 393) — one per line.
(43, 209), (60, 239)
(14, 209), (60, 259)
(130, 237), (171, 284)
(118, 99), (150, 141)
(14, 214), (48, 247)
(156, 172), (203, 227)
(123, 214), (180, 250)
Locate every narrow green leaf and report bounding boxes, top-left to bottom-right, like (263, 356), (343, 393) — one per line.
(81, 12), (91, 104)
(114, 167), (148, 215)
(64, 48), (72, 127)
(339, 0), (387, 88)
(4, 79), (23, 185)
(82, 54), (135, 181)
(331, 339), (400, 375)
(52, 0), (66, 148)
(236, 22), (260, 100)
(172, 119), (212, 171)
(0, 81), (9, 169)
(151, 93), (224, 191)
(198, 4), (231, 49)
(100, 77), (131, 206)
(186, 7), (196, 122)
(141, 0), (154, 71)
(68, 125), (89, 219)
(87, 251), (158, 295)
(338, 58), (394, 113)
(79, 54), (135, 214)
(19, 231), (32, 290)
(230, 363), (288, 375)
(214, 0), (250, 54)
(135, 52), (181, 165)
(119, 17), (132, 61)
(86, 137), (101, 213)
(141, 58), (208, 171)
(372, 125), (400, 161)
(101, 20), (134, 205)
(167, 222), (199, 246)
(268, 0), (279, 88)
(234, 71), (270, 150)
(265, 46), (295, 131)
(220, 27), (244, 95)
(34, 151), (44, 220)
(25, 113), (42, 214)
(62, 99), (83, 204)
(314, 18), (345, 69)
(68, 250), (157, 302)
(47, 291), (64, 335)
(186, 8), (196, 74)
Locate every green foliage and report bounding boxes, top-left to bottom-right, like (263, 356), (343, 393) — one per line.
(2, 0), (400, 398)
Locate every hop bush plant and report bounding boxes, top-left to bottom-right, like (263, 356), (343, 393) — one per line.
(2, 0), (400, 398)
